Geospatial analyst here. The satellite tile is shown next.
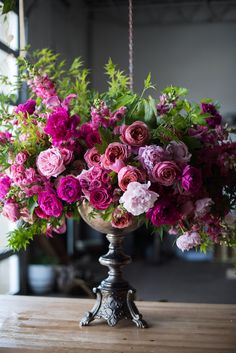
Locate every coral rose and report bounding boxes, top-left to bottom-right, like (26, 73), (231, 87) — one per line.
(111, 207), (134, 229)
(118, 165), (146, 191)
(84, 147), (101, 168)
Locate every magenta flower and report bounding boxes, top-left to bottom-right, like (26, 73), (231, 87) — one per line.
(38, 190), (63, 217)
(44, 108), (80, 146)
(15, 99), (36, 115)
(57, 175), (82, 203)
(0, 175), (11, 200)
(147, 199), (180, 226)
(201, 103), (222, 128)
(89, 187), (112, 210)
(182, 165), (202, 193)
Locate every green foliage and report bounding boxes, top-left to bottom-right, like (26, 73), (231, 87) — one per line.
(95, 127), (114, 154)
(8, 220), (47, 251)
(105, 58), (130, 98)
(0, 0), (16, 14)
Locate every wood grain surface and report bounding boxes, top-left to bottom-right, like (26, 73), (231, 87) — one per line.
(0, 295), (235, 353)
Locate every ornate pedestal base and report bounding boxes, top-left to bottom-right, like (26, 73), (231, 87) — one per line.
(79, 233), (148, 328)
(80, 287), (147, 328)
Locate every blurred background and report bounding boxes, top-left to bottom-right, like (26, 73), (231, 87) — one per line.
(0, 0), (236, 303)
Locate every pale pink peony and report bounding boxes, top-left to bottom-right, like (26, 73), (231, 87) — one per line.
(152, 161), (179, 186)
(118, 165), (146, 191)
(84, 147), (101, 168)
(36, 148), (65, 178)
(166, 141), (191, 165)
(195, 198), (214, 218)
(176, 231), (201, 251)
(120, 181), (159, 216)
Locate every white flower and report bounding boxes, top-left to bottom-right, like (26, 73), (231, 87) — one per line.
(195, 198), (214, 218)
(176, 231), (201, 252)
(119, 181), (159, 216)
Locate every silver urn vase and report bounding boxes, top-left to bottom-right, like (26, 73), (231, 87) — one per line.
(78, 201), (147, 328)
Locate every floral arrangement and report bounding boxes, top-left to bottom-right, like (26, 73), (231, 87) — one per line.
(0, 49), (236, 253)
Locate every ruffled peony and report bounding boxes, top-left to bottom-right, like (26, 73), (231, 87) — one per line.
(15, 99), (36, 115)
(176, 231), (201, 251)
(166, 141), (191, 165)
(147, 199), (180, 226)
(38, 190), (63, 217)
(120, 181), (158, 216)
(195, 198), (214, 218)
(138, 145), (168, 174)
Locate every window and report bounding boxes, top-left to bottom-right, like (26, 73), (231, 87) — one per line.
(0, 1), (20, 294)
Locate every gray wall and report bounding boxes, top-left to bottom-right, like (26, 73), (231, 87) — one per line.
(25, 1), (236, 116)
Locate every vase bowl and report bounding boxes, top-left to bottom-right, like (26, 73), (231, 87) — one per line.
(78, 200), (142, 235)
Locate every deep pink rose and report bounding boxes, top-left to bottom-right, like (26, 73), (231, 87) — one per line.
(2, 200), (20, 222)
(89, 188), (112, 210)
(182, 165), (202, 193)
(38, 190), (63, 217)
(152, 161), (179, 186)
(118, 166), (146, 191)
(57, 175), (82, 203)
(0, 175), (11, 200)
(111, 207), (134, 229)
(147, 199), (180, 226)
(36, 148), (65, 178)
(15, 99), (36, 115)
(121, 121), (149, 147)
(84, 147), (101, 168)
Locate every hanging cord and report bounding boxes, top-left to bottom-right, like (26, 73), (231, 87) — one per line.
(128, 0), (133, 92)
(19, 0), (26, 57)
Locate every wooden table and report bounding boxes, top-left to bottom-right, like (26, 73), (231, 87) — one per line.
(0, 295), (236, 353)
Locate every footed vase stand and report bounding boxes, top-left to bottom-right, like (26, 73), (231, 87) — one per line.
(80, 233), (147, 328)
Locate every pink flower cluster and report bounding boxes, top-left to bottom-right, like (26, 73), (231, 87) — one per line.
(1, 70), (235, 250)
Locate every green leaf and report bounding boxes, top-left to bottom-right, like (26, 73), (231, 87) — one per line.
(95, 127), (113, 154)
(182, 136), (202, 151)
(1, 0), (16, 14)
(144, 73), (151, 89)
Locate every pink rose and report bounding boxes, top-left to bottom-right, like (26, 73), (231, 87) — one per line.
(36, 148), (65, 178)
(121, 121), (149, 147)
(104, 142), (130, 167)
(152, 161), (179, 186)
(111, 207), (134, 229)
(34, 206), (50, 219)
(84, 147), (101, 168)
(89, 187), (113, 210)
(59, 148), (74, 165)
(166, 141), (191, 165)
(118, 165), (146, 191)
(15, 152), (28, 165)
(2, 200), (20, 222)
